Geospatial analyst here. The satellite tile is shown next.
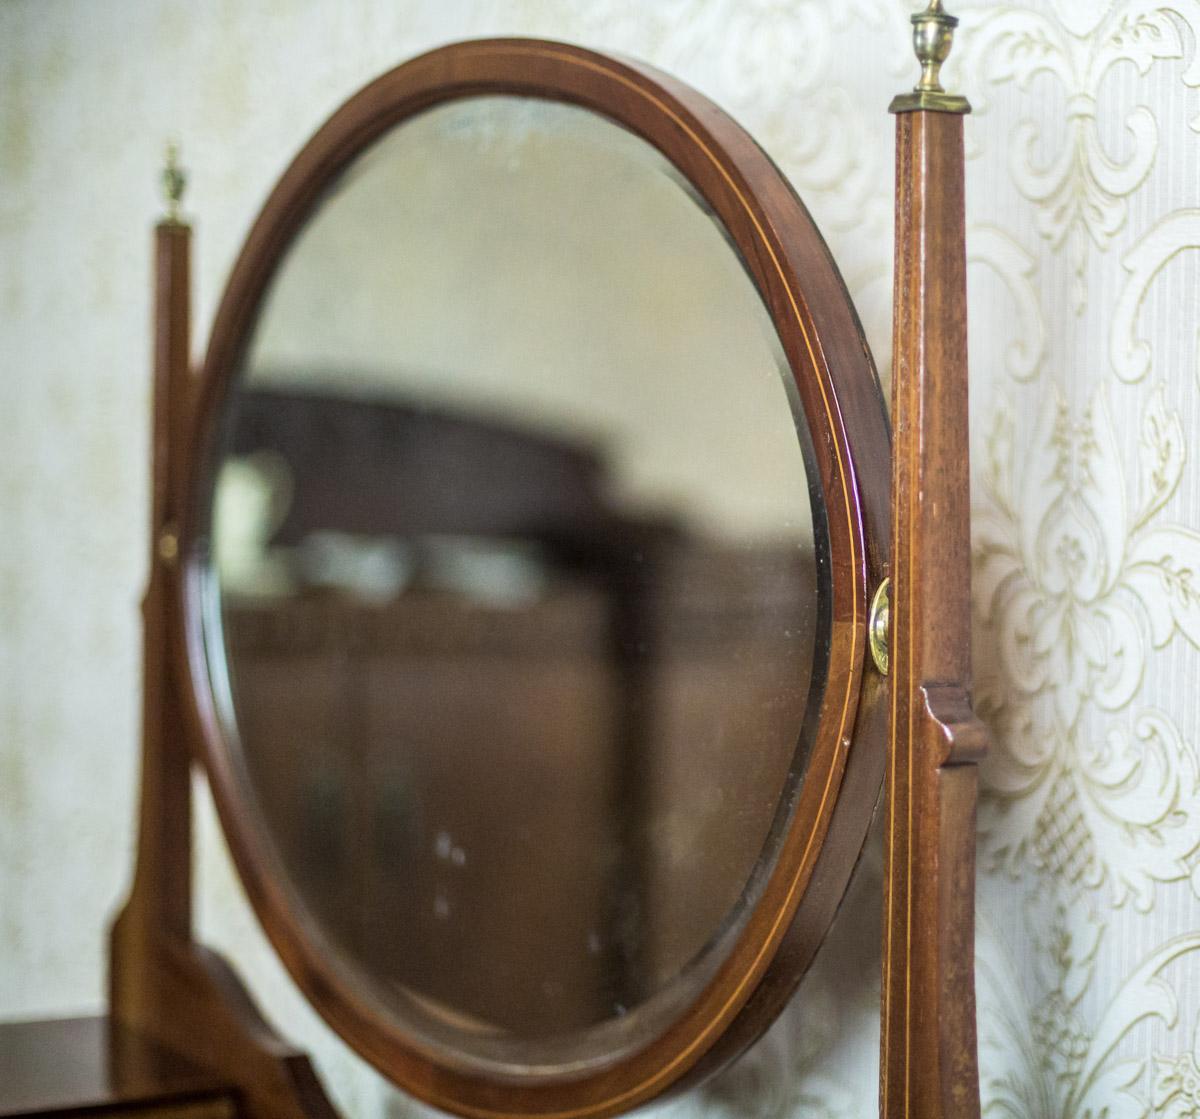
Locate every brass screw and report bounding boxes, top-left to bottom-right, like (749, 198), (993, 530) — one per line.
(869, 577), (890, 676)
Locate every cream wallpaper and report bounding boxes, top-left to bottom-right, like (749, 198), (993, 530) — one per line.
(2, 1), (1200, 1117)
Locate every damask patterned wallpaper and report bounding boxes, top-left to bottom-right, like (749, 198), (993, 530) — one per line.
(2, 2), (1199, 1116)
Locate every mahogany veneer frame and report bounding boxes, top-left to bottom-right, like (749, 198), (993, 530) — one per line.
(110, 28), (983, 1119)
(881, 96), (986, 1119)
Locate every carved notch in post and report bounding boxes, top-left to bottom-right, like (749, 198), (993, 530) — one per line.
(882, 5), (987, 1119)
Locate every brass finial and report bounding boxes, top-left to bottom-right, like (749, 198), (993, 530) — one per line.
(890, 1), (971, 115)
(162, 141), (187, 222)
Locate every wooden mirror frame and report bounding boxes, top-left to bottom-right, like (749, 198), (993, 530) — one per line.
(109, 13), (985, 1119)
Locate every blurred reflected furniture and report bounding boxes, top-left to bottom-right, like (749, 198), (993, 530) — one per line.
(221, 388), (815, 1033)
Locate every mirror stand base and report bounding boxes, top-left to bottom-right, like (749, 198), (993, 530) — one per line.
(110, 919), (335, 1119)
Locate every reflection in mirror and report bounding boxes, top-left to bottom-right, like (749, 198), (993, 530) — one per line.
(204, 96), (827, 1066)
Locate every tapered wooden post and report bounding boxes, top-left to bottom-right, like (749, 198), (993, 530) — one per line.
(110, 144), (195, 1005)
(881, 5), (988, 1118)
(109, 147), (336, 1119)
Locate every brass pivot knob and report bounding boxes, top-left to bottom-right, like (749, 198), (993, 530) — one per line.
(157, 523), (180, 568)
(869, 577), (890, 676)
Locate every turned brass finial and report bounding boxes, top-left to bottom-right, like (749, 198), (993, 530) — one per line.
(162, 141), (187, 222)
(914, 0), (955, 93)
(890, 1), (971, 115)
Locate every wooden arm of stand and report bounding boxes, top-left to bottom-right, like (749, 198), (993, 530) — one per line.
(881, 5), (987, 1118)
(109, 157), (336, 1119)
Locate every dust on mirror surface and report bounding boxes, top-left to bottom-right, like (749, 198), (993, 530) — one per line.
(201, 95), (829, 1069)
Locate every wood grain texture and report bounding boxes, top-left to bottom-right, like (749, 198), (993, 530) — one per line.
(170, 38), (892, 1119)
(881, 109), (987, 1119)
(0, 1016), (234, 1119)
(108, 221), (338, 1119)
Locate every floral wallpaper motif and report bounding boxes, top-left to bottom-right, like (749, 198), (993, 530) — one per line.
(956, 1), (1200, 311)
(1154, 1011), (1200, 1118)
(978, 896), (1200, 1118)
(2, 2), (1199, 1117)
(973, 384), (1200, 907)
(960, 1), (1200, 1113)
(1113, 210), (1200, 384)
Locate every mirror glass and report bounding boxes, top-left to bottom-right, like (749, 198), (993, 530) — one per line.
(201, 95), (828, 1069)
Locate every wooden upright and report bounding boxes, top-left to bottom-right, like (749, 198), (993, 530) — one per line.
(882, 5), (988, 1118)
(108, 147), (335, 1119)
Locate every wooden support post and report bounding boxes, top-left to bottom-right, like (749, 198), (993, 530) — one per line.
(881, 5), (988, 1118)
(109, 147), (336, 1119)
(110, 203), (194, 1008)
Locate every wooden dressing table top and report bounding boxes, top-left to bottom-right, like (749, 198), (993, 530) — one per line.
(0, 1018), (237, 1119)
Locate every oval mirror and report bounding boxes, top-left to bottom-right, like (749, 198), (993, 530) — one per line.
(182, 40), (889, 1118)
